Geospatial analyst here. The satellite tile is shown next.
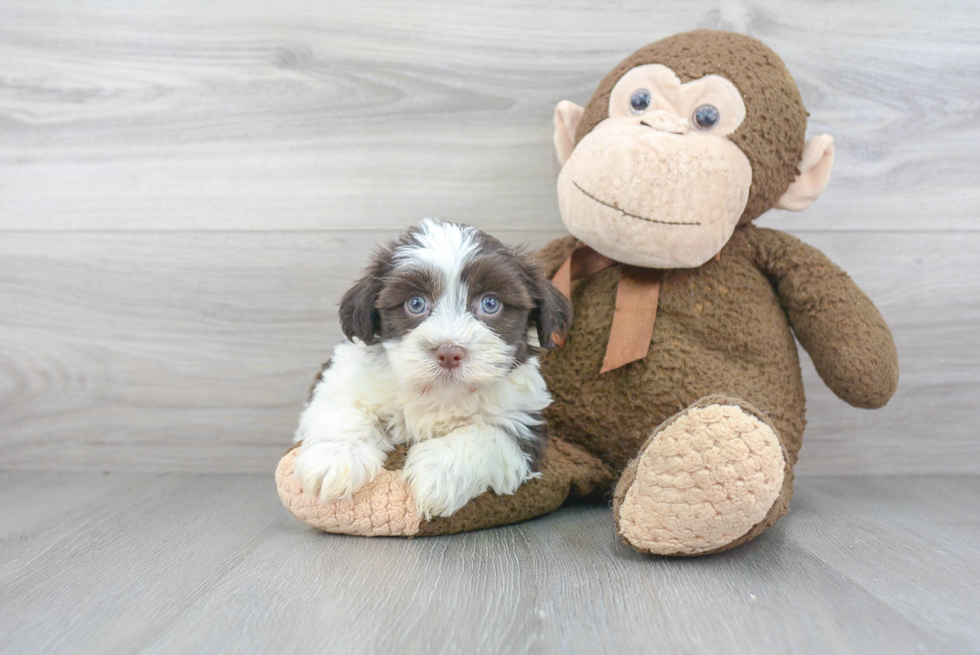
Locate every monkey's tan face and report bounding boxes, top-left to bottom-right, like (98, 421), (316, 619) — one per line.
(557, 65), (752, 269)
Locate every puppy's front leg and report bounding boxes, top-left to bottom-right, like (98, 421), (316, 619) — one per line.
(402, 425), (536, 519)
(294, 383), (393, 502)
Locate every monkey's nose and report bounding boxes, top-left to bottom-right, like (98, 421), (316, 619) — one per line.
(435, 344), (466, 370)
(640, 110), (689, 135)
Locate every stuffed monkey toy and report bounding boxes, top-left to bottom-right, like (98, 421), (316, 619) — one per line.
(276, 30), (899, 556)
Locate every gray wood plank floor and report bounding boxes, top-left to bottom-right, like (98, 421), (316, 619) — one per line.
(1, 471), (977, 654)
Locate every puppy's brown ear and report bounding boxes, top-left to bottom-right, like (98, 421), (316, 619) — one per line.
(339, 248), (390, 345)
(525, 260), (572, 349)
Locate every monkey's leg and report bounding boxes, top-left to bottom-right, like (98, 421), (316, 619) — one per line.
(612, 395), (793, 556)
(276, 437), (615, 537)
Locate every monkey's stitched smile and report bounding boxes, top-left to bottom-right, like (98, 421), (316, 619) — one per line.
(572, 181), (702, 226)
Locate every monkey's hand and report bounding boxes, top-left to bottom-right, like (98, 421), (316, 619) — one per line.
(752, 226), (899, 409)
(402, 426), (533, 520)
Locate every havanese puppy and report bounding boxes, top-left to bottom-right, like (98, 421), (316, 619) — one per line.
(293, 218), (572, 519)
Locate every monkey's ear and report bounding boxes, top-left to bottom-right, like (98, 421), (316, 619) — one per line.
(553, 100), (585, 166)
(776, 135), (835, 211)
(339, 273), (383, 345)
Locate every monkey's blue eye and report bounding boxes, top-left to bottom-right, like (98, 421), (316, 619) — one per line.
(693, 104), (720, 130)
(630, 88), (651, 114)
(406, 296), (427, 315)
(480, 295), (500, 315)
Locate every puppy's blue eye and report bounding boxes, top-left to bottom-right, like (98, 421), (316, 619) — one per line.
(480, 295), (500, 315)
(406, 296), (427, 315)
(630, 88), (651, 114)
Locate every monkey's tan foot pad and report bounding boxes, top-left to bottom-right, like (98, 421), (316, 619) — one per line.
(614, 402), (785, 556)
(276, 445), (421, 537)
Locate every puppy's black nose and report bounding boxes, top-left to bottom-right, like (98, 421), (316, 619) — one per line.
(435, 344), (466, 370)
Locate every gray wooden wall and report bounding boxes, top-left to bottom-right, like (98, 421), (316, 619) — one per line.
(1, 0), (977, 475)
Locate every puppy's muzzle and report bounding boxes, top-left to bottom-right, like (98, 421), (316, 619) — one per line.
(435, 344), (466, 370)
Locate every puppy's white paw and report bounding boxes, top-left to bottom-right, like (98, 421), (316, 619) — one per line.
(293, 440), (388, 502)
(403, 458), (473, 520)
(402, 437), (529, 519)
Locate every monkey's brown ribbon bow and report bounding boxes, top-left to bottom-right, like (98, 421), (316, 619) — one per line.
(551, 246), (663, 374)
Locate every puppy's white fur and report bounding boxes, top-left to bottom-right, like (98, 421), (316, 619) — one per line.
(294, 219), (553, 518)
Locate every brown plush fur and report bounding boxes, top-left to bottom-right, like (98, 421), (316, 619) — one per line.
(532, 226), (894, 551)
(535, 227), (895, 473)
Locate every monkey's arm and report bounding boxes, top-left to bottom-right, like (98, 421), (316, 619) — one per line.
(750, 227), (899, 409)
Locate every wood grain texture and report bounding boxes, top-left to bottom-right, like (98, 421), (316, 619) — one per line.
(0, 472), (977, 654)
(1, 229), (978, 474)
(0, 0), (978, 232)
